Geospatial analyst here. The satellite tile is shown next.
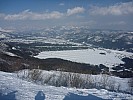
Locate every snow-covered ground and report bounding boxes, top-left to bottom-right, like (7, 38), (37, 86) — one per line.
(17, 69), (132, 93)
(2, 37), (82, 46)
(0, 71), (133, 100)
(34, 48), (133, 68)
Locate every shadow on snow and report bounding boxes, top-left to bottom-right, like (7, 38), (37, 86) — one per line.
(0, 91), (17, 100)
(35, 91), (45, 100)
(0, 90), (106, 100)
(64, 93), (105, 100)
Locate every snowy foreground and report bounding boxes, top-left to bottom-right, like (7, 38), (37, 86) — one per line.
(0, 71), (133, 100)
(35, 48), (133, 68)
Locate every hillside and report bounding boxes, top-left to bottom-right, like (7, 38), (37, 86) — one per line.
(0, 71), (133, 100)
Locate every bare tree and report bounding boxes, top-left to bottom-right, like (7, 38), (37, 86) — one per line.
(30, 69), (42, 82)
(100, 74), (109, 89)
(129, 77), (133, 94)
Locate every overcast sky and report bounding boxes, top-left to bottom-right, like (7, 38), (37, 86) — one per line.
(0, 0), (133, 31)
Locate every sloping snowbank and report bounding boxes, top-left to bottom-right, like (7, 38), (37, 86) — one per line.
(0, 71), (133, 100)
(17, 69), (132, 93)
(0, 72), (133, 100)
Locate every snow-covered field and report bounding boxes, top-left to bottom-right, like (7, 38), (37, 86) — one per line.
(35, 48), (133, 68)
(2, 37), (82, 46)
(0, 71), (133, 100)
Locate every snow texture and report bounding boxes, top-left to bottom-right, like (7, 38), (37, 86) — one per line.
(0, 71), (133, 100)
(35, 48), (133, 68)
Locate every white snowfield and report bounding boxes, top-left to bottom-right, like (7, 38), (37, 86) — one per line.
(0, 71), (133, 100)
(34, 48), (133, 68)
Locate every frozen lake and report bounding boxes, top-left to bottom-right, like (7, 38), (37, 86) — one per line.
(34, 48), (133, 68)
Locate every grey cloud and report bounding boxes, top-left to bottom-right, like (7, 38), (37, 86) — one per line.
(2, 7), (85, 21)
(89, 2), (133, 16)
(4, 10), (64, 20)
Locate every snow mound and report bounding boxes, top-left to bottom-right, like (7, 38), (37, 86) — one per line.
(0, 71), (133, 100)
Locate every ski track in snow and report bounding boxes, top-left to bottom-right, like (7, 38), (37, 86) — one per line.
(0, 71), (133, 100)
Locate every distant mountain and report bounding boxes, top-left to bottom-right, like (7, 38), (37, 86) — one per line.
(22, 26), (133, 52)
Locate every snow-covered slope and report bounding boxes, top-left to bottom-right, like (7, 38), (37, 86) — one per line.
(35, 48), (133, 68)
(17, 69), (131, 93)
(0, 71), (133, 100)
